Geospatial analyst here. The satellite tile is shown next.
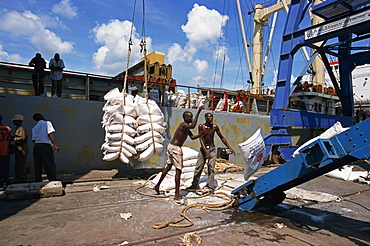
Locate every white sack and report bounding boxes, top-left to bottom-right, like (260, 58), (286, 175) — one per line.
(121, 142), (137, 155)
(119, 152), (129, 163)
(134, 95), (146, 108)
(106, 132), (122, 141)
(137, 142), (164, 161)
(103, 151), (119, 161)
(105, 140), (121, 147)
(137, 115), (164, 125)
(123, 115), (137, 128)
(182, 147), (199, 161)
(103, 104), (122, 115)
(138, 145), (154, 161)
(169, 165), (196, 176)
(105, 124), (137, 137)
(120, 146), (133, 158)
(134, 131), (164, 145)
(101, 143), (120, 152)
(293, 121), (349, 157)
(137, 123), (165, 134)
(103, 87), (121, 101)
(324, 165), (367, 181)
(137, 100), (163, 116)
(136, 138), (164, 152)
(183, 158), (198, 167)
(149, 172), (185, 191)
(239, 129), (266, 180)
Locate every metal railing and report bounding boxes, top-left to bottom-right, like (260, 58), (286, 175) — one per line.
(0, 61), (343, 115)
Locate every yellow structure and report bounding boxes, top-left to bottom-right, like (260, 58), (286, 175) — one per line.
(142, 51), (165, 65)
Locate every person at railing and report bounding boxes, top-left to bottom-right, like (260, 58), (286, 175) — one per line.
(49, 53), (65, 98)
(28, 53), (46, 96)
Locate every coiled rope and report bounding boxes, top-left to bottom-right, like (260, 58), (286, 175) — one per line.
(135, 174), (236, 229)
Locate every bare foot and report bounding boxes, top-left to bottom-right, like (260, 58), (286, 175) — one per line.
(174, 195), (183, 201)
(154, 185), (160, 194)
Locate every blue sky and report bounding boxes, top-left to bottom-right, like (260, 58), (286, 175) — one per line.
(0, 0), (289, 90)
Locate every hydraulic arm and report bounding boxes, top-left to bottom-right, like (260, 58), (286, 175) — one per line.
(232, 118), (370, 211)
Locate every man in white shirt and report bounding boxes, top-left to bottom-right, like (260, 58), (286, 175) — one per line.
(32, 113), (59, 182)
(49, 53), (65, 98)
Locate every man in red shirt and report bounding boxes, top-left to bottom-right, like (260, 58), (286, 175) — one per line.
(0, 115), (12, 188)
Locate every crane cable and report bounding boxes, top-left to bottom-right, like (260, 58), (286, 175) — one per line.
(138, 0), (158, 156)
(118, 0), (137, 163)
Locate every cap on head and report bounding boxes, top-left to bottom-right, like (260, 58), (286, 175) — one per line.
(12, 114), (24, 121)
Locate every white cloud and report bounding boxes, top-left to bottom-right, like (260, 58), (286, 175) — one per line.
(0, 44), (22, 63)
(0, 10), (74, 56)
(190, 75), (208, 86)
(182, 4), (229, 48)
(167, 4), (229, 85)
(91, 19), (152, 75)
(52, 0), (78, 19)
(167, 43), (196, 64)
(193, 59), (208, 74)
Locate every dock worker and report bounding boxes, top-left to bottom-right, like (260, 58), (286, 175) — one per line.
(0, 115), (12, 188)
(187, 113), (235, 194)
(12, 114), (28, 183)
(154, 105), (204, 201)
(32, 113), (59, 182)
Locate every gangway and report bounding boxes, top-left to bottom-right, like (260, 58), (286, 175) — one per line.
(232, 118), (370, 211)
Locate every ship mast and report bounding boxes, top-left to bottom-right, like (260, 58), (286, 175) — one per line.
(235, 0), (253, 86)
(251, 0), (291, 94)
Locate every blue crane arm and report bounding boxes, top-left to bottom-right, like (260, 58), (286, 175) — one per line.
(232, 118), (370, 211)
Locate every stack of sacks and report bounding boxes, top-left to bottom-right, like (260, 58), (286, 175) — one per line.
(101, 88), (138, 163)
(190, 93), (207, 109)
(164, 91), (177, 107)
(173, 147), (202, 188)
(175, 90), (188, 108)
(135, 97), (166, 161)
(149, 147), (205, 192)
(190, 93), (199, 109)
(197, 95), (207, 108)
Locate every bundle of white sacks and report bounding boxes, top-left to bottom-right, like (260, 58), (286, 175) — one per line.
(149, 147), (209, 191)
(101, 88), (166, 163)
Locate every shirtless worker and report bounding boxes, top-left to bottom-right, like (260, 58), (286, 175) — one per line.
(154, 105), (204, 201)
(187, 113), (235, 194)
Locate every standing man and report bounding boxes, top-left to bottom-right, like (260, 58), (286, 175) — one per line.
(154, 106), (204, 201)
(32, 113), (59, 182)
(12, 114), (28, 183)
(0, 115), (12, 188)
(187, 113), (235, 194)
(49, 53), (65, 98)
(29, 53), (46, 96)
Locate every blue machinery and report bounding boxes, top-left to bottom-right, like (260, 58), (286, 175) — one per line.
(233, 0), (370, 211)
(233, 118), (370, 211)
(263, 0), (370, 160)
